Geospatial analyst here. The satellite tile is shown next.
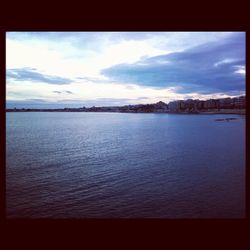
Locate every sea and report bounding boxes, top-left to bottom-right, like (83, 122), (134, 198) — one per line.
(6, 112), (246, 218)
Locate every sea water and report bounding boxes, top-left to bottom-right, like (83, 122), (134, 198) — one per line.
(6, 112), (245, 218)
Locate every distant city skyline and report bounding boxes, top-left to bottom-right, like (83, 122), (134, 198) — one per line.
(6, 32), (245, 108)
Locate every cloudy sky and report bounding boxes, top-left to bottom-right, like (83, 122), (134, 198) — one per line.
(6, 32), (245, 108)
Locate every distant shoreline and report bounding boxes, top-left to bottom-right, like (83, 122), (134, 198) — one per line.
(6, 109), (245, 115)
(6, 95), (246, 115)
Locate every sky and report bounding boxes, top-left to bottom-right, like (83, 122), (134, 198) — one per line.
(6, 32), (245, 108)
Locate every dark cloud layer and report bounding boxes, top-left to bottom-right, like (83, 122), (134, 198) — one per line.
(6, 97), (147, 109)
(7, 68), (73, 85)
(102, 33), (245, 94)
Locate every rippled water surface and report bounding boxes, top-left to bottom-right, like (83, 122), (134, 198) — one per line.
(6, 112), (245, 218)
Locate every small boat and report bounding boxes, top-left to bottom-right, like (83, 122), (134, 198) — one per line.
(215, 118), (237, 122)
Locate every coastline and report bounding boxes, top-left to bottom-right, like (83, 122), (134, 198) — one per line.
(169, 109), (246, 115)
(6, 109), (245, 115)
(6, 96), (246, 114)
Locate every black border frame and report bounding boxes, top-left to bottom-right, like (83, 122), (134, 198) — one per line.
(0, 3), (249, 246)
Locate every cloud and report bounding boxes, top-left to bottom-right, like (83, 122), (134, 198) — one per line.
(7, 68), (73, 85)
(102, 33), (245, 94)
(76, 76), (116, 83)
(26, 98), (49, 102)
(234, 65), (245, 75)
(6, 99), (52, 109)
(7, 32), (234, 54)
(6, 97), (145, 109)
(6, 32), (246, 107)
(52, 90), (73, 94)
